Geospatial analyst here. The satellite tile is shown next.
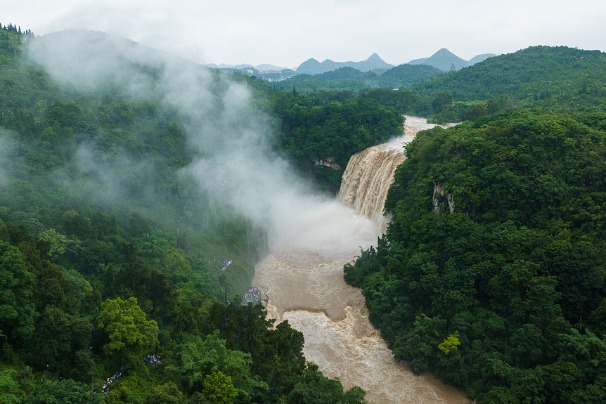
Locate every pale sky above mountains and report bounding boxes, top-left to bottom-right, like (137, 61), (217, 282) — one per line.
(4, 0), (606, 68)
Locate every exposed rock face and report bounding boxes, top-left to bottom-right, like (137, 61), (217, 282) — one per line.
(432, 183), (455, 214)
(312, 156), (341, 170)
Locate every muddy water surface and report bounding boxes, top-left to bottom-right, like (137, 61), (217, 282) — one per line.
(253, 117), (469, 403)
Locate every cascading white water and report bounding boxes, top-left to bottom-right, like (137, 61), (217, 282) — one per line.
(337, 145), (405, 223)
(337, 116), (457, 226)
(253, 116), (468, 403)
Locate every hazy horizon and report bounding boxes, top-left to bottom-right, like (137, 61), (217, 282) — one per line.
(5, 0), (606, 69)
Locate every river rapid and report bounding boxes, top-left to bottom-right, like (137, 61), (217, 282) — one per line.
(253, 117), (469, 403)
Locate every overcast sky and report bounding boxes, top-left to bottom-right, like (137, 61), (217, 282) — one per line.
(4, 0), (606, 68)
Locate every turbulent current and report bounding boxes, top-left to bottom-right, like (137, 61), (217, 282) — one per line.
(253, 116), (468, 403)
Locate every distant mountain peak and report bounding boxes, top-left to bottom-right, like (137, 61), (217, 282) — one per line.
(296, 53), (392, 75)
(434, 48), (456, 56)
(408, 48), (491, 72)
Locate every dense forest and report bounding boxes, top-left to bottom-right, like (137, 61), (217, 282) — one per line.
(415, 46), (606, 107)
(412, 46), (606, 123)
(345, 109), (606, 402)
(0, 25), (404, 402)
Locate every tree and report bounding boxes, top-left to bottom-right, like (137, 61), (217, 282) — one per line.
(144, 382), (186, 404)
(97, 296), (159, 364)
(0, 367), (23, 404)
(286, 362), (365, 404)
(37, 228), (68, 259)
(25, 378), (102, 404)
(175, 331), (268, 400)
(0, 241), (36, 346)
(438, 333), (461, 355)
(202, 371), (238, 404)
(432, 91), (452, 113)
(28, 306), (94, 381)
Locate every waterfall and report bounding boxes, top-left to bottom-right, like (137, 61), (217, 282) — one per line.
(337, 144), (405, 222)
(338, 116), (457, 225)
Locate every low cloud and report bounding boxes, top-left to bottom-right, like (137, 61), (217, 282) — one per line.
(27, 29), (378, 252)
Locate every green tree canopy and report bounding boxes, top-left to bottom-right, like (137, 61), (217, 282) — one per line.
(174, 331), (268, 400)
(0, 240), (36, 346)
(25, 378), (102, 404)
(347, 109), (606, 401)
(97, 296), (159, 364)
(202, 371), (238, 404)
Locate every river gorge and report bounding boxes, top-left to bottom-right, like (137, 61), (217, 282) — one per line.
(253, 116), (469, 403)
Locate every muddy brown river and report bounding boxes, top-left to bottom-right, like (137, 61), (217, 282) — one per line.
(253, 117), (470, 403)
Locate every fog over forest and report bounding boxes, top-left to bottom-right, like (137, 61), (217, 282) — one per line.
(27, 30), (377, 252)
(2, 21), (606, 403)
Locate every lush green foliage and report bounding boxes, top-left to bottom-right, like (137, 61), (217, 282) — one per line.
(202, 371), (239, 404)
(346, 109), (606, 402)
(267, 89), (402, 192)
(0, 26), (367, 403)
(97, 297), (160, 363)
(414, 46), (606, 122)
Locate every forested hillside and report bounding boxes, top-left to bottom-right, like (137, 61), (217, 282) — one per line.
(257, 46), (606, 126)
(272, 63), (443, 93)
(0, 25), (374, 402)
(266, 89), (402, 192)
(414, 46), (606, 122)
(345, 109), (606, 402)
